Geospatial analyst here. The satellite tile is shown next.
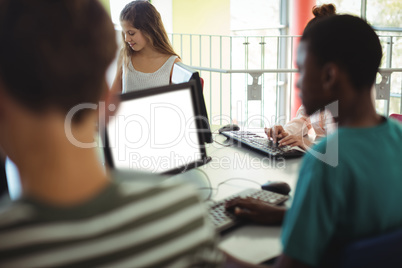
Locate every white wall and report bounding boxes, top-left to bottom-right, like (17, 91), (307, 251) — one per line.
(152, 0), (173, 33)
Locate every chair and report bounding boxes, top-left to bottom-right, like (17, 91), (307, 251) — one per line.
(338, 228), (402, 268)
(390, 113), (402, 122)
(200, 77), (204, 91)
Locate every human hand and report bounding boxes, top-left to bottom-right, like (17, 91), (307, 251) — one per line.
(264, 125), (289, 143)
(225, 197), (286, 225)
(278, 135), (312, 150)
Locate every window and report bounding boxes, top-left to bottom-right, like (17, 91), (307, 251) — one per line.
(230, 0), (281, 35)
(110, 0), (131, 25)
(367, 0), (402, 28)
(316, 0), (361, 16)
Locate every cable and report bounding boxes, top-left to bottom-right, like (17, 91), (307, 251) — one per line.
(207, 178), (261, 200)
(211, 130), (220, 134)
(212, 131), (234, 147)
(192, 168), (214, 201)
(215, 178), (261, 191)
(212, 138), (233, 147)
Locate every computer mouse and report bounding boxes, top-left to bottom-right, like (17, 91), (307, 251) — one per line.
(261, 181), (291, 195)
(218, 124), (240, 133)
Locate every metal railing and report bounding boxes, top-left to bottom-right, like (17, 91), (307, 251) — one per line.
(169, 33), (402, 127)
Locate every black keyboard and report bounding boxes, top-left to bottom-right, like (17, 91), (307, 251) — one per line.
(208, 188), (289, 233)
(220, 130), (304, 158)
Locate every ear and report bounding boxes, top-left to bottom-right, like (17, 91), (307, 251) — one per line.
(321, 63), (340, 95)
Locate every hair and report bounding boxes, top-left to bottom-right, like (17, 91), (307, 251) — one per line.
(0, 0), (117, 122)
(305, 3), (337, 31)
(301, 15), (382, 90)
(119, 1), (179, 67)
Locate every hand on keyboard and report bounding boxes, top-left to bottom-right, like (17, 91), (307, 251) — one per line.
(278, 134), (313, 150)
(225, 197), (287, 225)
(264, 125), (289, 143)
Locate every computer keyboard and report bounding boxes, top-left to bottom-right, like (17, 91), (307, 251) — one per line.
(220, 130), (305, 158)
(208, 188), (289, 233)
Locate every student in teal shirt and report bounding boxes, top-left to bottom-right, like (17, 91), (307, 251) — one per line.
(226, 15), (402, 267)
(281, 119), (402, 267)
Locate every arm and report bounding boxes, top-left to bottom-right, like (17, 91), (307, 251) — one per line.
(169, 56), (182, 83)
(283, 106), (311, 136)
(311, 108), (335, 138)
(278, 135), (313, 150)
(283, 109), (334, 149)
(278, 150), (340, 267)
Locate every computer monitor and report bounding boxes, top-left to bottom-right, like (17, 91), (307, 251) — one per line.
(171, 62), (213, 143)
(3, 157), (22, 200)
(103, 81), (211, 175)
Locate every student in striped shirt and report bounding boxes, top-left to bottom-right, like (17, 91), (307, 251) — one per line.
(0, 0), (239, 267)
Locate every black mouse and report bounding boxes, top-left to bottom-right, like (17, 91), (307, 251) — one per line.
(218, 124), (240, 133)
(261, 181), (291, 195)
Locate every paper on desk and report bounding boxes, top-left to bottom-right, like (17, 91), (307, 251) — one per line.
(218, 225), (283, 264)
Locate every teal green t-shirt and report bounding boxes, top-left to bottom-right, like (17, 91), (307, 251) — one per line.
(281, 118), (402, 267)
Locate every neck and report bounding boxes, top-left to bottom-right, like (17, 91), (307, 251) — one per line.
(15, 114), (108, 206)
(337, 89), (382, 127)
(135, 46), (165, 58)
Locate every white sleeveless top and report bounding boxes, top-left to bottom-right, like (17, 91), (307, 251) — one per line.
(122, 55), (178, 93)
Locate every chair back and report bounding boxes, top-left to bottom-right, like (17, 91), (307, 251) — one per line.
(200, 77), (204, 91)
(338, 228), (402, 268)
(390, 113), (402, 122)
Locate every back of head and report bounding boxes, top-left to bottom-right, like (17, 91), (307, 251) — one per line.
(301, 15), (382, 90)
(312, 4), (336, 19)
(305, 3), (337, 30)
(0, 0), (117, 122)
(120, 1), (177, 58)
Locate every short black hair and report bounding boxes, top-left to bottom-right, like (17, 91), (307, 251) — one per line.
(0, 0), (117, 122)
(301, 15), (382, 91)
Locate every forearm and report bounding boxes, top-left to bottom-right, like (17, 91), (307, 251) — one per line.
(228, 198), (288, 225)
(284, 119), (309, 136)
(267, 205), (287, 225)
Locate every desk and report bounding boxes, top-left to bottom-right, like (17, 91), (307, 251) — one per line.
(198, 129), (303, 264)
(112, 126), (303, 264)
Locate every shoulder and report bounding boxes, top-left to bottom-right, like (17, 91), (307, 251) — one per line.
(165, 54), (179, 65)
(303, 119), (402, 178)
(289, 105), (310, 124)
(0, 200), (36, 230)
(294, 105), (308, 119)
(173, 57), (181, 64)
(111, 169), (201, 200)
(111, 171), (207, 218)
(117, 48), (127, 68)
(387, 117), (402, 134)
(115, 179), (202, 204)
(303, 132), (340, 169)
(111, 181), (223, 266)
